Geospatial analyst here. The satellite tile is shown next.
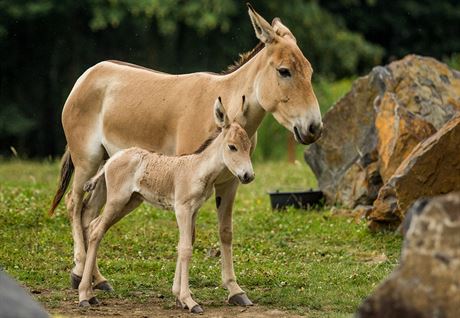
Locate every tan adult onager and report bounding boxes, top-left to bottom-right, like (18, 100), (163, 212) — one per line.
(49, 4), (322, 306)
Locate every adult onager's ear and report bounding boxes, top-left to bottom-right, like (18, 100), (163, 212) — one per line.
(272, 17), (296, 42)
(234, 95), (249, 127)
(247, 3), (275, 44)
(214, 96), (230, 128)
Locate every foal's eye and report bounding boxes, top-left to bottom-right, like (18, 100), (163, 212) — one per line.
(228, 145), (238, 152)
(277, 68), (291, 78)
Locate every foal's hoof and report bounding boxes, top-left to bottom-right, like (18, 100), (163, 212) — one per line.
(94, 280), (114, 292)
(191, 305), (204, 314)
(228, 293), (253, 307)
(78, 300), (91, 308)
(71, 272), (82, 289)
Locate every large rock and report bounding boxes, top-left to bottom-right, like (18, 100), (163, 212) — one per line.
(305, 55), (460, 208)
(375, 93), (436, 183)
(368, 115), (460, 230)
(0, 271), (49, 318)
(357, 193), (460, 318)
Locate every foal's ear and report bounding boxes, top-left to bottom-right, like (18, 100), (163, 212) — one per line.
(214, 97), (229, 128)
(247, 3), (276, 44)
(272, 17), (296, 42)
(234, 95), (249, 127)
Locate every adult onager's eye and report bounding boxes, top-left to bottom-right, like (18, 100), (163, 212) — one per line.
(277, 68), (291, 78)
(228, 145), (238, 152)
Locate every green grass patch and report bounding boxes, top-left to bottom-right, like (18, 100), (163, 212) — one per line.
(0, 160), (401, 316)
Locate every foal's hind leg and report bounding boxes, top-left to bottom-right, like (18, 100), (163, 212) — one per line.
(81, 176), (114, 291)
(79, 195), (142, 306)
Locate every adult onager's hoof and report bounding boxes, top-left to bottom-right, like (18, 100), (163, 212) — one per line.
(190, 304), (204, 314)
(88, 297), (100, 306)
(78, 300), (90, 308)
(71, 272), (114, 292)
(228, 293), (253, 306)
(71, 272), (82, 289)
(94, 280), (114, 292)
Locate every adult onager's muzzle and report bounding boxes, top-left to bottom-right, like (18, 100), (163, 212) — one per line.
(294, 121), (323, 145)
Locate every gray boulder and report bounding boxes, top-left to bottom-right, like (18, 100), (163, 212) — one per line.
(356, 192), (460, 318)
(0, 271), (49, 318)
(305, 55), (460, 209)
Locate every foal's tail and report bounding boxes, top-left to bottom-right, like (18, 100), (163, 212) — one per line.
(83, 167), (105, 193)
(49, 147), (74, 216)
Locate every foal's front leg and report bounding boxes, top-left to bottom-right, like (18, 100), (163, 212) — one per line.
(173, 205), (203, 313)
(215, 179), (253, 306)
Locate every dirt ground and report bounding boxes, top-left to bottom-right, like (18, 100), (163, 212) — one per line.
(42, 290), (303, 318)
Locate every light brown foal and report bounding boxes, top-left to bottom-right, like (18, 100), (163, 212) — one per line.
(79, 98), (254, 313)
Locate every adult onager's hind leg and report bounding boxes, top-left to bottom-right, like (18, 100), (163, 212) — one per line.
(79, 195), (142, 306)
(81, 176), (113, 291)
(215, 179), (253, 306)
(173, 205), (203, 314)
(68, 164), (100, 284)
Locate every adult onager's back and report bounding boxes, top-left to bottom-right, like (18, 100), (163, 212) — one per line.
(49, 4), (322, 306)
(78, 98), (254, 313)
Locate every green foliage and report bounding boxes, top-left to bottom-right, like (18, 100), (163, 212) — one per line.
(88, 0), (237, 35)
(322, 0), (460, 61)
(444, 52), (460, 71)
(0, 160), (402, 316)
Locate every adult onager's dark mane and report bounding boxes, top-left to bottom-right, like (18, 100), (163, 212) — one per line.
(221, 42), (264, 74)
(182, 127), (222, 156)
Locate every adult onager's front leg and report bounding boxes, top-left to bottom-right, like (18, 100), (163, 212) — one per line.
(215, 178), (253, 306)
(173, 205), (203, 314)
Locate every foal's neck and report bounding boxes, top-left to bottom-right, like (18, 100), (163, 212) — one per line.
(190, 133), (226, 180)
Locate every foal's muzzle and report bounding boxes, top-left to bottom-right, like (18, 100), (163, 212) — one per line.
(238, 172), (255, 184)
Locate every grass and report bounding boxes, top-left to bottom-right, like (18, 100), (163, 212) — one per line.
(0, 159), (402, 317)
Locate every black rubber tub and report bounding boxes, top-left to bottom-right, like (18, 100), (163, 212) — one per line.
(268, 189), (324, 210)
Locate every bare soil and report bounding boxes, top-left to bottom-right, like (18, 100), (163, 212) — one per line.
(40, 290), (303, 318)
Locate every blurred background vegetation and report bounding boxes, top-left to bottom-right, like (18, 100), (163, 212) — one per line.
(1, 0), (459, 160)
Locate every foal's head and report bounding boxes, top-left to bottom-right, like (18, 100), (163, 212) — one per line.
(214, 97), (254, 184)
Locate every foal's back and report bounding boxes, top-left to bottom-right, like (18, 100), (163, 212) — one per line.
(104, 147), (194, 210)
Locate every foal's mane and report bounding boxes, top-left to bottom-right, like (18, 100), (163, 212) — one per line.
(221, 41), (264, 74)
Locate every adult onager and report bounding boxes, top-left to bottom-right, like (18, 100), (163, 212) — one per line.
(79, 98), (253, 313)
(49, 4), (322, 306)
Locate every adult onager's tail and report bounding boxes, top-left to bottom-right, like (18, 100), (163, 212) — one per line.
(49, 148), (74, 216)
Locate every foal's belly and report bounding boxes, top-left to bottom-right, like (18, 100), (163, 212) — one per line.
(141, 191), (175, 211)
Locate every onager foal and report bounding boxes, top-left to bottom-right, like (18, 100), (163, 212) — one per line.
(78, 98), (254, 313)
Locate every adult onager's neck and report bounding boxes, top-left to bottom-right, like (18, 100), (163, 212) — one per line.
(214, 48), (267, 138)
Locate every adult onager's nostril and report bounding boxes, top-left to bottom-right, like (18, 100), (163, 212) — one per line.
(308, 123), (319, 135)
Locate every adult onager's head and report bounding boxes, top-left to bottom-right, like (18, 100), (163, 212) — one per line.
(214, 97), (254, 184)
(246, 4), (322, 144)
